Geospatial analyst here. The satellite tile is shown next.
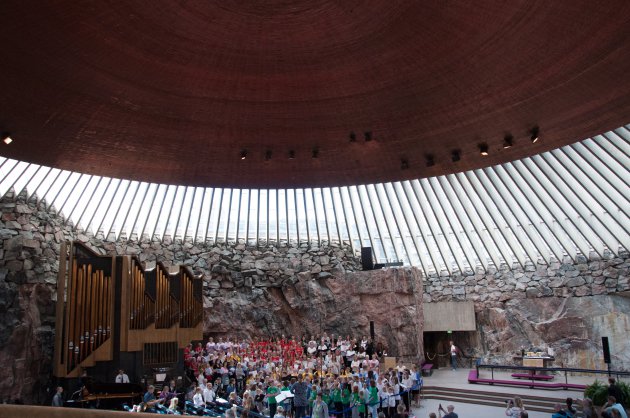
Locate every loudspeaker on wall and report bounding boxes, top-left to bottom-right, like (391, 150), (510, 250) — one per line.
(602, 336), (611, 364)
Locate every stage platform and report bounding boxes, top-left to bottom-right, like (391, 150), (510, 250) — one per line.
(412, 368), (607, 418)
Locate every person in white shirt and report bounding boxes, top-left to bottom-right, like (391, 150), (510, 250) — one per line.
(115, 369), (130, 384)
(203, 382), (216, 405)
(401, 372), (414, 411)
(449, 341), (458, 371)
(392, 376), (401, 405)
(193, 387), (205, 407)
(345, 347), (356, 368)
(206, 338), (216, 353)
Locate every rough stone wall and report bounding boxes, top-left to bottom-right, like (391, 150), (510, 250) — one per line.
(1, 190), (629, 403)
(422, 253), (630, 371)
(0, 192), (423, 404)
(422, 255), (629, 304)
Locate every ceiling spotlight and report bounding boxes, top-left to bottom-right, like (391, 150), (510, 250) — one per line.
(401, 158), (409, 170)
(479, 143), (489, 156)
(288, 150), (295, 159)
(265, 150), (272, 161)
(312, 147), (319, 159)
(3, 134), (12, 145)
(364, 131), (372, 142)
(503, 134), (514, 149)
(425, 154), (435, 167)
(240, 150), (248, 160)
(530, 126), (540, 143)
(451, 150), (461, 162)
(349, 132), (356, 142)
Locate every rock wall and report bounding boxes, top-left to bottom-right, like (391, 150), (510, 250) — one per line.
(0, 191), (422, 404)
(1, 190), (629, 403)
(422, 253), (630, 371)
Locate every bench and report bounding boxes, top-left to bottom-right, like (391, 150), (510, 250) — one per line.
(421, 363), (433, 376)
(511, 373), (554, 381)
(468, 369), (586, 390)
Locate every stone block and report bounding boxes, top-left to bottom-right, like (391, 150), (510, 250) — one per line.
(566, 277), (586, 287)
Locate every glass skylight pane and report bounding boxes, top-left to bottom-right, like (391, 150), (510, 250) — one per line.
(0, 159), (21, 196)
(268, 189), (278, 242)
(195, 188), (212, 241)
(153, 185), (177, 238)
(70, 176), (101, 229)
(313, 188), (329, 242)
(225, 188), (238, 241)
(52, 172), (82, 216)
(141, 184), (166, 240)
(173, 186), (194, 239)
(111, 181), (141, 238)
(0, 162), (35, 198)
(236, 189), (249, 241)
(101, 180), (131, 238)
(278, 189), (287, 241)
(286, 189), (297, 242)
(295, 189), (308, 242)
(204, 188), (220, 242)
(248, 189), (259, 242)
(118, 181), (146, 238)
(186, 187), (204, 241)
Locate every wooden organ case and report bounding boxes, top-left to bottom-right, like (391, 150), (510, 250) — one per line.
(54, 242), (203, 380)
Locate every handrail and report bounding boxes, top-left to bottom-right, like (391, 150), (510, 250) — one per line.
(476, 363), (630, 386)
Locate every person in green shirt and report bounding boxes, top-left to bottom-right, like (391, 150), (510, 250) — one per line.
(267, 380), (280, 418)
(309, 385), (319, 415)
(332, 382), (343, 416)
(351, 385), (365, 418)
(341, 383), (352, 418)
(368, 380), (379, 418)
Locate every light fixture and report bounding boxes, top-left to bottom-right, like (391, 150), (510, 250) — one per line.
(479, 143), (489, 156)
(312, 147), (319, 159)
(401, 158), (409, 170)
(425, 154), (435, 167)
(240, 150), (247, 160)
(349, 132), (356, 142)
(2, 133), (12, 145)
(364, 131), (372, 142)
(451, 150), (461, 162)
(265, 150), (272, 161)
(530, 126), (540, 143)
(288, 150), (295, 159)
(503, 134), (513, 149)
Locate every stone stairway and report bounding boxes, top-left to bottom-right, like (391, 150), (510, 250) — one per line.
(422, 385), (580, 415)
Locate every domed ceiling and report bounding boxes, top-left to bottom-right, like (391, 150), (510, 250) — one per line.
(1, 0), (630, 188)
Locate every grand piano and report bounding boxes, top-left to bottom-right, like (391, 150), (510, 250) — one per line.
(66, 380), (144, 410)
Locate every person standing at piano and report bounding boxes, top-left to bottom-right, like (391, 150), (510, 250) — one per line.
(115, 369), (130, 384)
(51, 386), (64, 407)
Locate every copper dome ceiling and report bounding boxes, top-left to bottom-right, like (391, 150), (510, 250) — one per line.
(1, 1), (630, 188)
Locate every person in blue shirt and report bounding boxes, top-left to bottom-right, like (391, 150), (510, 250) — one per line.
(143, 385), (159, 412)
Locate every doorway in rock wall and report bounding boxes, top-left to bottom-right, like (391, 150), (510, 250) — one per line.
(423, 331), (478, 369)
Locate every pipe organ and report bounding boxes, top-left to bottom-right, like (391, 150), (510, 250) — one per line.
(54, 242), (203, 378)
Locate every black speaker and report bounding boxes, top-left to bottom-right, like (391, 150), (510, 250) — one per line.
(370, 321), (375, 340)
(602, 337), (611, 364)
(361, 247), (374, 271)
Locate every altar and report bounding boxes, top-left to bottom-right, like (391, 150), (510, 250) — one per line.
(522, 356), (554, 368)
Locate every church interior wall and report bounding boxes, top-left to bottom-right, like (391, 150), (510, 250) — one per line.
(0, 190), (628, 404)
